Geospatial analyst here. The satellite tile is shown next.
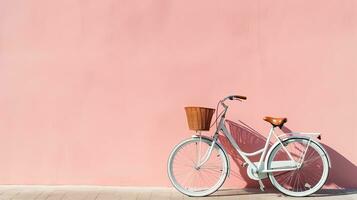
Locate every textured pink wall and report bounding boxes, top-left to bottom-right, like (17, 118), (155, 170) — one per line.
(0, 0), (356, 188)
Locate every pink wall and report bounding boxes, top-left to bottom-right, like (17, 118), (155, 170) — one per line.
(0, 0), (356, 188)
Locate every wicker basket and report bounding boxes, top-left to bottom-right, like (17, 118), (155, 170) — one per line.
(184, 107), (215, 131)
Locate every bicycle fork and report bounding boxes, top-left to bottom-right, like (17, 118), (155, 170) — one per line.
(195, 133), (218, 169)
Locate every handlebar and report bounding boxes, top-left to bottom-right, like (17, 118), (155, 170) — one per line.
(220, 95), (247, 110)
(222, 95), (247, 102)
(211, 95), (247, 126)
(228, 95), (247, 100)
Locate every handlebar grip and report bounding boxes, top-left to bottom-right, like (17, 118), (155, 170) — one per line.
(228, 95), (247, 100)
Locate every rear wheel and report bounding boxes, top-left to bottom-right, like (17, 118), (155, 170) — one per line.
(268, 138), (329, 197)
(167, 137), (228, 197)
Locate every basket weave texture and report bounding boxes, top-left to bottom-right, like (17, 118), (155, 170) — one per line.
(184, 107), (215, 131)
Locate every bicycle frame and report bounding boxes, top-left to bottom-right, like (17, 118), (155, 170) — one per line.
(217, 116), (298, 173)
(196, 102), (304, 174)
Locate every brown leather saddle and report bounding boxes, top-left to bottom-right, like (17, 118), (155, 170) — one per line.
(263, 116), (287, 128)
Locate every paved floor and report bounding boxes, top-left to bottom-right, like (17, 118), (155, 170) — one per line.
(0, 186), (356, 200)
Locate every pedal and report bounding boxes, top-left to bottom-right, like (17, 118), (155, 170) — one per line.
(258, 180), (265, 191)
(241, 162), (248, 168)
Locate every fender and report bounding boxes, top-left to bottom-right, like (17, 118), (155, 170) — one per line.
(264, 136), (331, 170)
(192, 135), (231, 177)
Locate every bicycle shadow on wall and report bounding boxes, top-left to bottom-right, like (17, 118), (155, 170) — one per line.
(215, 120), (357, 197)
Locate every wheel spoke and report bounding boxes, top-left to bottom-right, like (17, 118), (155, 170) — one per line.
(168, 138), (227, 196)
(268, 138), (329, 196)
(303, 156), (322, 167)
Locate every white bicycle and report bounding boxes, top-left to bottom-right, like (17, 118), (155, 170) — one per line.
(167, 95), (331, 197)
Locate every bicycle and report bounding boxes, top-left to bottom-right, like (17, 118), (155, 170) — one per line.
(167, 95), (331, 197)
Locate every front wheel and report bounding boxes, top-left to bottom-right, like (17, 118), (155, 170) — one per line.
(267, 137), (329, 197)
(167, 136), (229, 197)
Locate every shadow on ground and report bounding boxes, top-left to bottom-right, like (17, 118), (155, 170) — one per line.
(210, 188), (357, 197)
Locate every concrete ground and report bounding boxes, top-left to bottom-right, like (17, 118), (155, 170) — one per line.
(0, 186), (356, 200)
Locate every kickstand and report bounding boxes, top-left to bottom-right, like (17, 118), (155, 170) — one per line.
(258, 179), (265, 191)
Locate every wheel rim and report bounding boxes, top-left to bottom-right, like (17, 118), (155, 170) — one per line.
(268, 138), (329, 196)
(168, 138), (228, 196)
